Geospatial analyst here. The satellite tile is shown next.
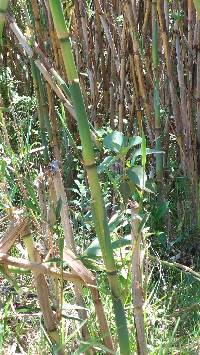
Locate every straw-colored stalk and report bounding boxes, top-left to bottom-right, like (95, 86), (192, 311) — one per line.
(22, 231), (63, 354)
(131, 202), (147, 355)
(152, 0), (163, 182)
(124, 1), (154, 144)
(29, 4), (92, 340)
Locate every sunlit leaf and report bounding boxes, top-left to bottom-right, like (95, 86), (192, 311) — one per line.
(97, 156), (114, 173)
(103, 131), (124, 152)
(127, 166), (147, 189)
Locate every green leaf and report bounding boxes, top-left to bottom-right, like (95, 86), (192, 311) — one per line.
(97, 156), (115, 173)
(59, 235), (64, 256)
(112, 235), (132, 249)
(155, 201), (169, 221)
(103, 131), (124, 152)
(138, 213), (150, 233)
(16, 306), (40, 314)
(84, 238), (101, 258)
(127, 166), (147, 189)
(103, 132), (142, 157)
(118, 136), (142, 158)
(83, 235), (132, 258)
(128, 136), (142, 147)
(118, 146), (131, 158)
(108, 211), (125, 232)
(23, 177), (40, 213)
(131, 148), (164, 165)
(145, 179), (156, 193)
(79, 257), (103, 271)
(0, 159), (6, 181)
(25, 199), (39, 213)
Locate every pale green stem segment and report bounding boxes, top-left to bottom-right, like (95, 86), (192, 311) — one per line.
(48, 0), (130, 353)
(30, 60), (50, 163)
(152, 0), (163, 182)
(0, 0), (9, 45)
(193, 0), (200, 19)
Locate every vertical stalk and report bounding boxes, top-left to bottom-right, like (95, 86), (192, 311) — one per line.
(22, 231), (63, 354)
(197, 21), (200, 153)
(131, 202), (147, 355)
(157, 1), (183, 148)
(195, 20), (200, 228)
(27, 1), (92, 343)
(0, 0), (8, 44)
(94, 9), (109, 112)
(77, 0), (98, 123)
(0, 0), (9, 107)
(118, 21), (126, 132)
(30, 60), (50, 163)
(124, 1), (154, 144)
(110, 50), (116, 129)
(193, 0), (200, 18)
(48, 1), (130, 353)
(152, 0), (163, 183)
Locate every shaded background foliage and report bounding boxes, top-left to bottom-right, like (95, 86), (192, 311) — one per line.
(0, 0), (200, 354)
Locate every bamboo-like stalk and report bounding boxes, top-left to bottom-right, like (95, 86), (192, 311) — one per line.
(131, 202), (147, 355)
(0, 0), (8, 44)
(118, 21), (126, 132)
(188, 0), (194, 100)
(94, 0), (120, 73)
(193, 0), (200, 18)
(196, 21), (200, 162)
(48, 1), (130, 353)
(149, 255), (200, 281)
(157, 1), (183, 150)
(130, 59), (143, 135)
(0, 216), (29, 253)
(22, 231), (64, 354)
(3, 252), (200, 286)
(32, 33), (71, 98)
(7, 14), (75, 117)
(37, 169), (63, 316)
(152, 0), (163, 182)
(30, 13), (92, 346)
(63, 248), (114, 352)
(175, 31), (190, 157)
(110, 50), (116, 129)
(175, 24), (198, 185)
(194, 19), (200, 228)
(48, 161), (76, 253)
(7, 13), (101, 149)
(142, 0), (151, 36)
(124, 1), (154, 144)
(0, 253), (85, 283)
(31, 60), (50, 163)
(77, 0), (98, 122)
(94, 8), (110, 112)
(29, 1), (94, 342)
